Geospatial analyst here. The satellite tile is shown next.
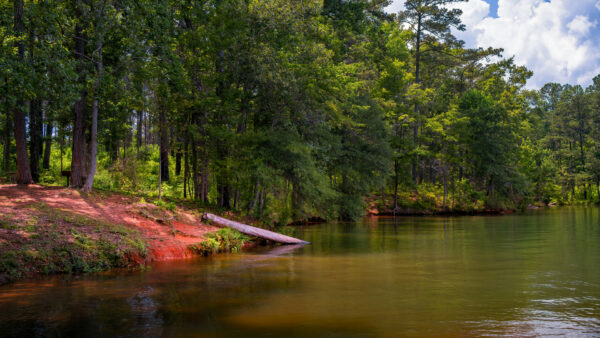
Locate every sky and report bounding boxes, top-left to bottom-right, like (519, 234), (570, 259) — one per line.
(385, 0), (600, 89)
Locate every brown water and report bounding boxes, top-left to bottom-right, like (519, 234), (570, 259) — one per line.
(1, 207), (600, 337)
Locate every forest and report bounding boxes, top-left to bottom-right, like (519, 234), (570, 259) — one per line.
(2, 0), (600, 224)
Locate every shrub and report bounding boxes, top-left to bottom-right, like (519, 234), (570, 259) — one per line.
(193, 228), (249, 255)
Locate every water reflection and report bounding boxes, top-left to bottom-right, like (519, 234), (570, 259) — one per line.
(127, 286), (163, 337)
(1, 207), (599, 337)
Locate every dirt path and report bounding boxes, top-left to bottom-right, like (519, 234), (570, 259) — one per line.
(0, 185), (219, 261)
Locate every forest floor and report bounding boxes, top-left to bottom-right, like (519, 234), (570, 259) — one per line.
(0, 184), (221, 285)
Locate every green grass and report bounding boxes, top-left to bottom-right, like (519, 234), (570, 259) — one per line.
(0, 205), (149, 283)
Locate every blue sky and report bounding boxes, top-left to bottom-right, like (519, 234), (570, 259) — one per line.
(482, 0), (498, 17)
(386, 0), (600, 89)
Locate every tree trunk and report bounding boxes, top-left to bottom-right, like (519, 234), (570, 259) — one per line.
(249, 178), (259, 212)
(42, 123), (52, 169)
(60, 126), (63, 171)
(14, 105), (31, 185)
(158, 150), (162, 200)
(191, 132), (199, 199)
(123, 120), (131, 158)
(83, 38), (102, 192)
(393, 159), (399, 210)
(159, 109), (169, 182)
(201, 140), (209, 203)
(203, 213), (308, 244)
(195, 118), (209, 203)
(175, 146), (182, 176)
(217, 184), (223, 207)
(29, 100), (43, 182)
(412, 14), (422, 185)
(218, 181), (231, 209)
(3, 112), (11, 173)
(233, 186), (239, 210)
(258, 190), (266, 214)
(28, 29), (44, 178)
(83, 93), (98, 191)
(169, 127), (174, 158)
(13, 0), (32, 185)
(183, 134), (189, 198)
(144, 111), (150, 145)
(136, 109), (142, 158)
(70, 20), (87, 188)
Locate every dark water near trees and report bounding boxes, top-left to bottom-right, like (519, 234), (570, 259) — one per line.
(1, 207), (600, 337)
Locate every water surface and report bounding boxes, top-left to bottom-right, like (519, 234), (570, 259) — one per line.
(1, 207), (600, 337)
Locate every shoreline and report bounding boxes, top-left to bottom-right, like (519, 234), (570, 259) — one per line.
(367, 208), (518, 217)
(0, 183), (576, 286)
(0, 184), (226, 286)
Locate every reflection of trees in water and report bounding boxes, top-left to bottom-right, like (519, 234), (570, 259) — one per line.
(127, 286), (163, 337)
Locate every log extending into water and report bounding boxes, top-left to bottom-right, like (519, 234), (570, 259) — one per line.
(203, 213), (309, 245)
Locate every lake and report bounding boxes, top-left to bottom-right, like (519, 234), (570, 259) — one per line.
(1, 207), (599, 337)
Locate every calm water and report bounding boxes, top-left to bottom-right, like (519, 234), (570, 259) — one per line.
(1, 207), (600, 337)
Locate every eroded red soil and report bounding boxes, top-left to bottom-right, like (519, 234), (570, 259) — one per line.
(0, 184), (219, 261)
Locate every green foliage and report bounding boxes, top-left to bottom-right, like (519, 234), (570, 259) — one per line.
(193, 228), (249, 255)
(3, 0), (600, 224)
(0, 251), (23, 279)
(197, 237), (220, 255)
(457, 90), (523, 202)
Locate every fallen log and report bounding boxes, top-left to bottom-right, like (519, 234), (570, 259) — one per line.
(202, 213), (309, 245)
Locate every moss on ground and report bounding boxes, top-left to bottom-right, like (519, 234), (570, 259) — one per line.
(0, 201), (148, 284)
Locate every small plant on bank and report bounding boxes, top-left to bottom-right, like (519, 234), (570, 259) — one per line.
(191, 228), (249, 255)
(153, 199), (166, 208)
(152, 199), (177, 212)
(197, 237), (220, 254)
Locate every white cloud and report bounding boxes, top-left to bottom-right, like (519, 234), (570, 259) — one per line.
(451, 0), (490, 26)
(385, 0), (600, 88)
(568, 15), (596, 36)
(385, 0), (404, 13)
(470, 0), (600, 87)
(446, 0), (490, 46)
